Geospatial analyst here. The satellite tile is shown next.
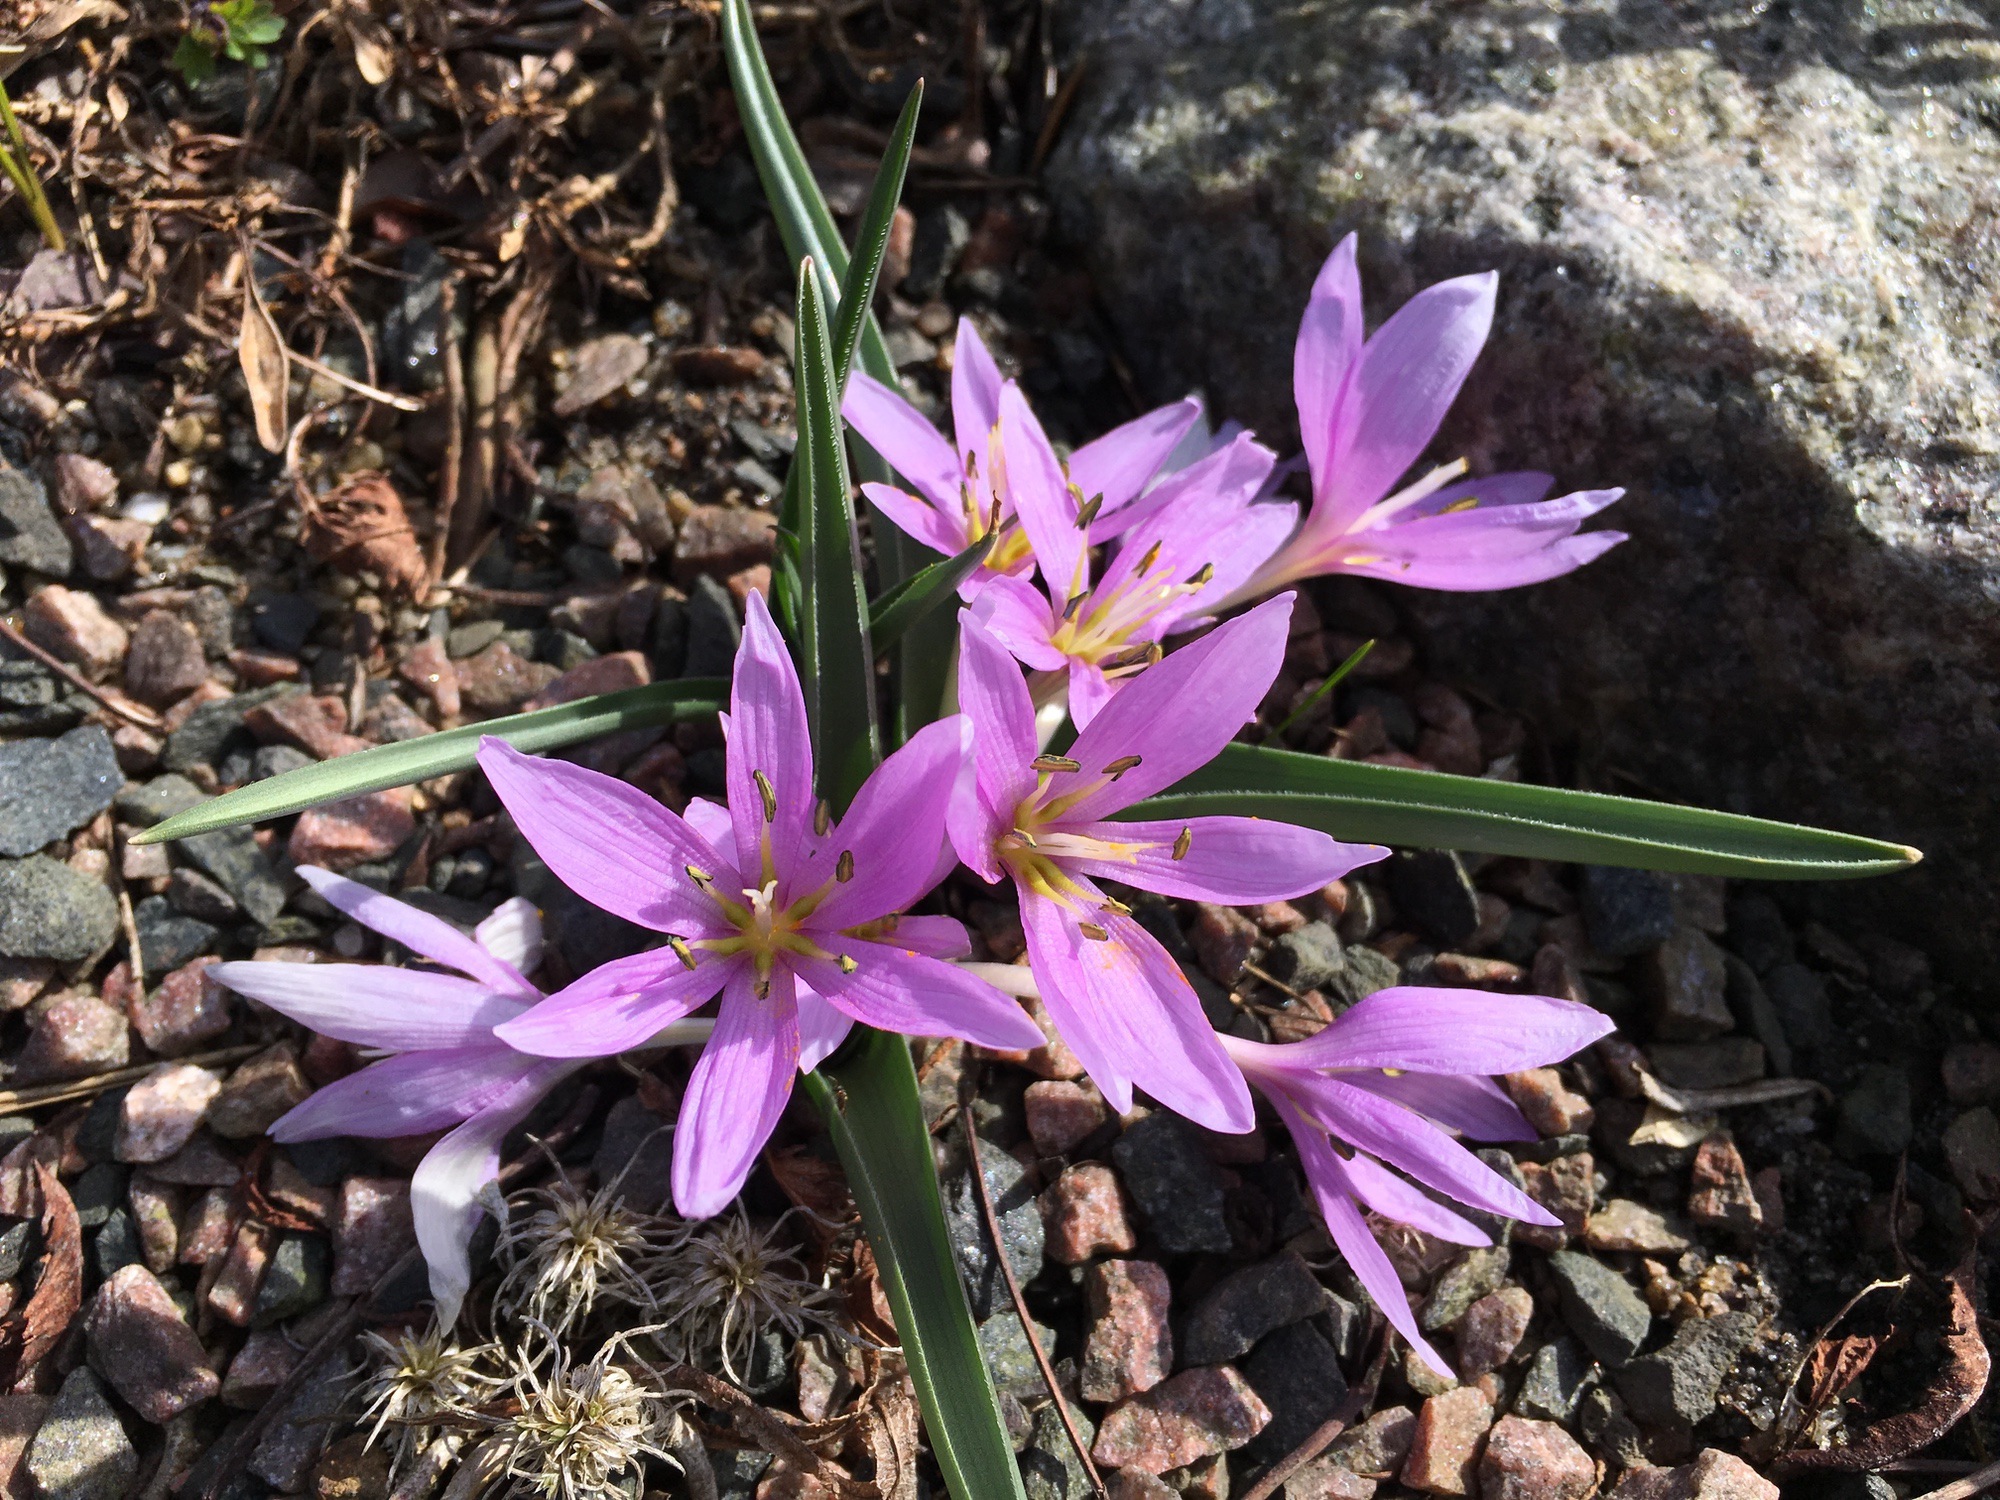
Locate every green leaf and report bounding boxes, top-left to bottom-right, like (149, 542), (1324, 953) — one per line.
(803, 1031), (1030, 1500)
(172, 31), (218, 82)
(1128, 743), (1922, 879)
(794, 260), (880, 813)
(869, 533), (993, 653)
(831, 83), (922, 393)
(133, 679), (727, 845)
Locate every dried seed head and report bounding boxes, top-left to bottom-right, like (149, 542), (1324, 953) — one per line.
(640, 1210), (838, 1382)
(494, 1174), (684, 1337)
(496, 1333), (688, 1500)
(357, 1325), (503, 1473)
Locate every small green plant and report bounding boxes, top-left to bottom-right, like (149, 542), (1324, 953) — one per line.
(172, 0), (286, 83)
(0, 81), (63, 252)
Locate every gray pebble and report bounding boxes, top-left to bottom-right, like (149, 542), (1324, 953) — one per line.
(1546, 1250), (1651, 1368)
(26, 1369), (137, 1500)
(0, 725), (122, 858)
(0, 855), (117, 962)
(943, 1136), (1045, 1319)
(1111, 1111), (1232, 1255)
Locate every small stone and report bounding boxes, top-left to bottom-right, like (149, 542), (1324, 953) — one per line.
(313, 1431), (393, 1500)
(178, 1186), (238, 1265)
(158, 1130), (244, 1184)
(1080, 1259), (1173, 1402)
(1837, 1064), (1913, 1158)
(1111, 1112), (1232, 1255)
(91, 1207), (142, 1280)
(1641, 929), (1734, 1040)
(0, 1393), (47, 1500)
(0, 725), (122, 858)
(591, 1093), (674, 1212)
(25, 585), (127, 674)
(1586, 1201), (1690, 1255)
(14, 992), (128, 1083)
(554, 332), (650, 414)
(1943, 1107), (2000, 1202)
(84, 1262), (219, 1422)
(1457, 1288), (1534, 1377)
(253, 1233), (330, 1327)
(332, 1176), (417, 1294)
(1190, 903), (1260, 984)
(1021, 1401), (1097, 1500)
(25, 1369), (136, 1500)
(455, 639), (560, 714)
(1478, 1416), (1594, 1500)
(207, 1043), (312, 1138)
(1327, 944), (1402, 1007)
(1181, 1251), (1331, 1365)
(672, 505), (778, 585)
(1387, 850), (1480, 947)
(1264, 922), (1345, 993)
(169, 866), (239, 922)
(0, 855), (118, 963)
(208, 1221), (272, 1325)
(975, 1311), (1057, 1396)
(133, 893), (217, 974)
(1546, 1251), (1651, 1368)
(287, 786), (416, 870)
(250, 1366), (346, 1491)
(1517, 1153), (1594, 1250)
(1688, 1135), (1763, 1232)
(522, 649), (650, 710)
(265, 1154), (337, 1225)
(1399, 1386), (1493, 1496)
(1605, 1449), (1778, 1499)
(1041, 1162), (1138, 1264)
(1615, 1312), (1758, 1432)
(397, 637), (460, 718)
(128, 957), (233, 1056)
(0, 956), (54, 1010)
(1429, 953), (1524, 986)
(1945, 1042), (2000, 1106)
(1650, 1039), (1767, 1090)
(1579, 868), (1675, 957)
(1502, 1068), (1595, 1136)
(1108, 1472), (1178, 1500)
(243, 693), (368, 759)
(115, 1064), (222, 1163)
(1024, 1080), (1110, 1157)
(1091, 1366), (1271, 1474)
(1283, 1460), (1378, 1499)
(0, 462), (73, 574)
(943, 1138), (1045, 1318)
(1323, 1405), (1416, 1477)
(123, 611), (209, 707)
(1422, 1245), (1511, 1332)
(1241, 1320), (1348, 1470)
(1515, 1336), (1593, 1424)
(127, 1173), (182, 1272)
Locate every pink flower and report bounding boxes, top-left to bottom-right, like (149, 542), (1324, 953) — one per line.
(842, 320), (1201, 596)
(478, 591), (1044, 1218)
(211, 867), (575, 1326)
(1221, 989), (1615, 1371)
(948, 592), (1387, 1132)
(968, 389), (1294, 726)
(1227, 235), (1625, 604)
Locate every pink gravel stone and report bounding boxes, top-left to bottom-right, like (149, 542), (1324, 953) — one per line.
(85, 1263), (220, 1422)
(1607, 1451), (1779, 1499)
(24, 584), (127, 674)
(207, 1222), (272, 1326)
(671, 505), (778, 586)
(244, 694), (369, 759)
(1456, 1287), (1534, 1378)
(1502, 1067), (1595, 1135)
(1478, 1416), (1595, 1500)
(1041, 1162), (1138, 1264)
(332, 1176), (417, 1294)
(13, 994), (129, 1084)
(127, 1172), (183, 1273)
(1282, 1460), (1378, 1499)
(1515, 1153), (1593, 1251)
(286, 787), (415, 870)
(1107, 1471), (1178, 1500)
(205, 1043), (311, 1139)
(523, 649), (650, 710)
(128, 957), (233, 1057)
(123, 611), (209, 707)
(1322, 1406), (1416, 1478)
(455, 640), (559, 714)
(1688, 1135), (1762, 1233)
(1189, 904), (1259, 984)
(1091, 1366), (1271, 1474)
(1080, 1260), (1173, 1402)
(1024, 1080), (1111, 1157)
(115, 1064), (222, 1163)
(1399, 1387), (1494, 1496)
(397, 638), (461, 718)
(179, 1186), (239, 1266)
(222, 1329), (302, 1409)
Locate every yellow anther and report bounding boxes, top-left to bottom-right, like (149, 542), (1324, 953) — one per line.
(1073, 490), (1104, 529)
(1172, 826), (1193, 861)
(667, 935), (697, 970)
(1078, 923), (1110, 941)
(1032, 755), (1082, 773)
(1441, 496), (1480, 514)
(1189, 562), (1215, 586)
(1100, 896), (1132, 916)
(836, 850), (855, 883)
(1135, 540), (1163, 575)
(685, 864), (714, 890)
(753, 770), (777, 823)
(837, 955), (858, 974)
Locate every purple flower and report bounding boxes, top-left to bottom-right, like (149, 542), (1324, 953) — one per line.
(211, 866), (576, 1326)
(478, 591), (1044, 1218)
(1227, 235), (1625, 605)
(842, 320), (1202, 596)
(968, 393), (1294, 726)
(1220, 988), (1615, 1371)
(948, 592), (1387, 1132)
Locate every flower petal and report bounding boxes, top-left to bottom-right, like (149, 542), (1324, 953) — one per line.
(1072, 396), (1203, 524)
(1364, 487), (1623, 560)
(298, 866), (535, 999)
(475, 898), (543, 979)
(479, 737), (731, 934)
(683, 797), (735, 852)
(874, 914), (971, 958)
(998, 383), (1088, 601)
(1341, 529), (1626, 591)
(1345, 1070), (1536, 1142)
(796, 941), (1045, 1051)
(965, 575), (1064, 672)
(269, 1046), (536, 1141)
(209, 961), (528, 1050)
(1338, 1150), (1491, 1246)
(412, 1061), (574, 1326)
(805, 716), (971, 930)
(1362, 470), (1555, 525)
(1020, 891), (1253, 1131)
(1273, 988), (1616, 1075)
(1063, 817), (1385, 904)
(494, 950), (735, 1057)
(1066, 657), (1114, 730)
(1293, 237), (1364, 525)
(952, 320), (1005, 478)
(796, 980), (854, 1073)
(673, 968), (801, 1218)
(1094, 425), (1285, 542)
(860, 481), (967, 559)
(728, 591), (820, 887)
(843, 371), (964, 511)
(950, 617), (1042, 880)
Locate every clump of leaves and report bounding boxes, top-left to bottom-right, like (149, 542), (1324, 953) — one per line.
(357, 1325), (503, 1474)
(172, 0), (285, 83)
(0, 83), (61, 253)
(495, 1328), (689, 1500)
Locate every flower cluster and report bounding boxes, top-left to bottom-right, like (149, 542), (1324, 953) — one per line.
(213, 244), (1621, 1370)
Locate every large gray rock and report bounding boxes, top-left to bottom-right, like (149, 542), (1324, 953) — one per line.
(1049, 0), (2000, 977)
(0, 725), (123, 858)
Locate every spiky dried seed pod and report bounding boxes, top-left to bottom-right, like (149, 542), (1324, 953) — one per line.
(641, 1209), (839, 1382)
(357, 1325), (504, 1473)
(495, 1330), (689, 1500)
(494, 1172), (686, 1336)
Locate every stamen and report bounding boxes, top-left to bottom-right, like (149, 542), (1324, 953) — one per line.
(837, 955), (858, 974)
(1104, 754), (1142, 776)
(1032, 754), (1082, 773)
(1063, 591), (1089, 622)
(667, 935), (697, 970)
(1134, 540), (1163, 575)
(814, 800), (831, 836)
(836, 850), (854, 882)
(1172, 826), (1193, 861)
(1073, 491), (1104, 529)
(686, 865), (714, 891)
(753, 976), (771, 999)
(1100, 896), (1132, 916)
(753, 770), (777, 823)
(1078, 923), (1110, 941)
(1188, 562), (1215, 587)
(1441, 496), (1480, 514)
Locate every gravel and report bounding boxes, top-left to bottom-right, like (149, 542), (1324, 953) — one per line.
(0, 855), (118, 962)
(0, 725), (122, 858)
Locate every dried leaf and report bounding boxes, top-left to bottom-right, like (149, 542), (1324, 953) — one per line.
(1802, 1334), (1881, 1411)
(346, 11), (396, 84)
(764, 1144), (856, 1247)
(0, 1164), (82, 1388)
(303, 470), (426, 598)
(860, 1374), (920, 1500)
(239, 284), (289, 454)
(1629, 1103), (1719, 1149)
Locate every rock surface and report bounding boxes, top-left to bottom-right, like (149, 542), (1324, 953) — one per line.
(1048, 0), (2000, 978)
(0, 725), (122, 858)
(25, 1368), (136, 1500)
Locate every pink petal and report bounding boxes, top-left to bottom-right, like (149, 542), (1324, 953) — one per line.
(1294, 236), (1363, 517)
(475, 898), (543, 979)
(673, 969), (801, 1218)
(298, 867), (535, 999)
(952, 320), (1005, 478)
(1338, 1151), (1491, 1246)
(1095, 425), (1282, 541)
(1066, 657), (1113, 730)
(729, 592), (819, 888)
(1053, 592), (1295, 822)
(1071, 396), (1203, 522)
(269, 1045), (533, 1141)
(950, 617), (1041, 879)
(479, 737), (732, 934)
(209, 961), (528, 1050)
(965, 574), (1064, 672)
(1062, 817), (1385, 903)
(1346, 1070), (1536, 1142)
(412, 1061), (574, 1326)
(494, 951), (735, 1057)
(1274, 988), (1616, 1075)
(1364, 488), (1624, 561)
(682, 797), (735, 852)
(795, 981), (854, 1073)
(1341, 529), (1626, 591)
(997, 384), (1088, 601)
(1366, 470), (1555, 524)
(1019, 891), (1253, 1131)
(805, 716), (971, 930)
(859, 481), (967, 559)
(795, 941), (1045, 1051)
(842, 371), (963, 512)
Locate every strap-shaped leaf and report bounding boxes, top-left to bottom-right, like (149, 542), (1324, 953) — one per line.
(1127, 742), (1921, 878)
(795, 260), (880, 814)
(870, 533), (993, 654)
(132, 679), (727, 844)
(803, 1031), (1030, 1500)
(832, 82), (922, 393)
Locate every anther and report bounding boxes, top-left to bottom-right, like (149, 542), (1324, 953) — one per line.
(1032, 754), (1082, 773)
(1078, 923), (1110, 941)
(1100, 896), (1132, 916)
(1073, 491), (1104, 529)
(1172, 826), (1193, 861)
(1104, 754), (1142, 776)
(754, 976), (771, 999)
(1063, 591), (1089, 621)
(1442, 496), (1480, 514)
(814, 800), (831, 836)
(667, 935), (697, 970)
(836, 850), (855, 882)
(1189, 562), (1215, 587)
(753, 770), (777, 823)
(1134, 540), (1163, 575)
(837, 955), (858, 974)
(685, 864), (714, 890)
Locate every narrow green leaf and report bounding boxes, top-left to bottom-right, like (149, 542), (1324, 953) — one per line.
(134, 679), (727, 844)
(795, 260), (880, 813)
(869, 533), (993, 653)
(1128, 743), (1922, 879)
(1270, 637), (1373, 741)
(803, 1031), (1030, 1500)
(832, 83), (922, 392)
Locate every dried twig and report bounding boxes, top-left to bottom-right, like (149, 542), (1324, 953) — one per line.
(1238, 1319), (1390, 1500)
(0, 1043), (262, 1116)
(1913, 1458), (2000, 1500)
(0, 616), (162, 730)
